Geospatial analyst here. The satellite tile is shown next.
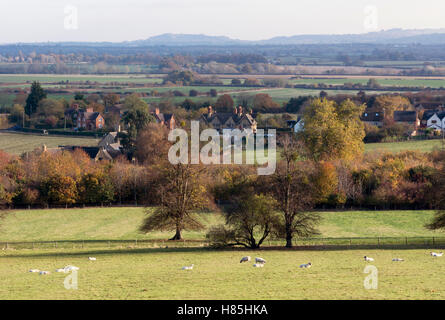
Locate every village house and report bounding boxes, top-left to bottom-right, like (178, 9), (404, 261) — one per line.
(200, 106), (257, 133)
(152, 108), (176, 130)
(75, 107), (105, 130)
(421, 110), (445, 131)
(98, 131), (121, 151)
(361, 111), (384, 128)
(287, 117), (303, 133)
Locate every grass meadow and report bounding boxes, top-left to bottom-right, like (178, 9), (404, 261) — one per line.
(1, 248), (444, 299)
(0, 132), (100, 155)
(0, 207), (444, 299)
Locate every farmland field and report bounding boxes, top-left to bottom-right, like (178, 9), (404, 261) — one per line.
(365, 139), (444, 154)
(0, 132), (100, 155)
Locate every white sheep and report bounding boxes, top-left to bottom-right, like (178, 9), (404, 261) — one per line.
(253, 263), (264, 268)
(299, 262), (312, 268)
(392, 258), (404, 262)
(88, 257), (97, 261)
(364, 256), (374, 262)
(255, 257), (266, 264)
(240, 256), (251, 263)
(64, 265), (80, 272)
(182, 264), (194, 270)
(39, 271), (50, 275)
(431, 252), (443, 257)
(29, 269), (40, 273)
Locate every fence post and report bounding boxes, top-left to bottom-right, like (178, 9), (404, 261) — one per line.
(349, 238), (352, 246)
(433, 237), (435, 246)
(135, 239), (138, 247)
(377, 237), (380, 246)
(405, 237), (408, 245)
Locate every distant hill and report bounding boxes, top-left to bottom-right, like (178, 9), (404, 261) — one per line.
(4, 29), (445, 47)
(123, 29), (445, 46)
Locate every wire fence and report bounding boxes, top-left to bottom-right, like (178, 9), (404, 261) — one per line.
(1, 237), (445, 250)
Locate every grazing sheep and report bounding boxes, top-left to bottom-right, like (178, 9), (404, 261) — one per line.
(88, 257), (97, 261)
(253, 263), (264, 268)
(182, 264), (194, 270)
(255, 257), (266, 264)
(431, 252), (443, 257)
(392, 258), (404, 262)
(39, 271), (50, 275)
(299, 262), (312, 268)
(64, 265), (80, 272)
(240, 256), (251, 263)
(364, 256), (374, 262)
(29, 269), (40, 273)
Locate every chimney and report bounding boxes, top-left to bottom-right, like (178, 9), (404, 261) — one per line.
(233, 107), (238, 115)
(42, 144), (47, 152)
(155, 108), (160, 115)
(208, 106), (213, 115)
(86, 107), (94, 113)
(238, 106), (243, 116)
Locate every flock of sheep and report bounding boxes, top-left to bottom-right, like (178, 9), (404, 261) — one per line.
(28, 251), (444, 275)
(181, 252), (444, 271)
(28, 257), (96, 275)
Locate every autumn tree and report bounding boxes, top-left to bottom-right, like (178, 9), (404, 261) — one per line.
(300, 98), (365, 162)
(40, 173), (77, 205)
(215, 94), (234, 113)
(78, 172), (114, 205)
(372, 95), (412, 121)
(135, 123), (171, 165)
(140, 164), (211, 240)
(253, 93), (280, 112)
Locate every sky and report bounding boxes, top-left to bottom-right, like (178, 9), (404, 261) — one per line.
(1, 0), (445, 43)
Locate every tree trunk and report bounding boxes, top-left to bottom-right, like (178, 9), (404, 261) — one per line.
(169, 228), (182, 241)
(285, 224), (293, 248)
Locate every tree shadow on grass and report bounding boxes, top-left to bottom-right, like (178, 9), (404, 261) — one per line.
(2, 243), (445, 259)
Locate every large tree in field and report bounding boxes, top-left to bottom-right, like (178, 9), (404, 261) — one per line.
(215, 94), (234, 113)
(25, 81), (47, 116)
(259, 135), (320, 248)
(207, 194), (279, 249)
(140, 164), (210, 240)
(300, 98), (365, 162)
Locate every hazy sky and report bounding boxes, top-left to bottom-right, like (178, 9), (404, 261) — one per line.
(1, 0), (445, 43)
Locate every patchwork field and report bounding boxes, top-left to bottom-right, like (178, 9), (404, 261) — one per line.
(0, 132), (100, 155)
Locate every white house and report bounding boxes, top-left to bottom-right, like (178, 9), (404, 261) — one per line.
(422, 111), (445, 130)
(287, 117), (303, 133)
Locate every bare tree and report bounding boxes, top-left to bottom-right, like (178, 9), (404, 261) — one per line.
(260, 134), (320, 248)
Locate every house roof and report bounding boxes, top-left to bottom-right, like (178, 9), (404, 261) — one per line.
(361, 112), (384, 122)
(82, 112), (102, 121)
(202, 112), (255, 126)
(394, 111), (418, 122)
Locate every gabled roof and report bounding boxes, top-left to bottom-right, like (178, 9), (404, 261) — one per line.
(81, 112), (102, 121)
(202, 112), (256, 126)
(394, 111), (418, 122)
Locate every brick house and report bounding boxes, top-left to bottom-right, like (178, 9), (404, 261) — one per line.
(153, 108), (176, 130)
(75, 108), (105, 130)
